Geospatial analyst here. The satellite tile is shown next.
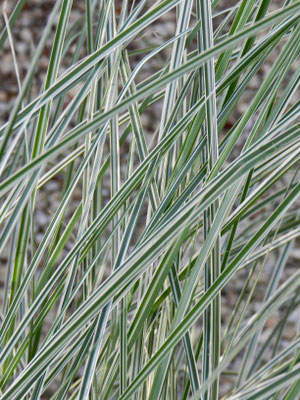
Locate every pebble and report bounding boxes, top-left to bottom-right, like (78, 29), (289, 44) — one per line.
(265, 315), (279, 329)
(35, 210), (49, 228)
(283, 326), (297, 341)
(45, 179), (60, 192)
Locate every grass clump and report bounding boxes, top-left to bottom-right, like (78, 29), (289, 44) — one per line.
(0, 0), (299, 399)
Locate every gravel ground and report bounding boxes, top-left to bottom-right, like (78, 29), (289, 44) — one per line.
(0, 1), (299, 398)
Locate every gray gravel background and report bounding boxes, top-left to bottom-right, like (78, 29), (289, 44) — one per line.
(0, 1), (299, 398)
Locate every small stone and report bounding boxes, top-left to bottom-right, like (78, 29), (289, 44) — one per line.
(45, 180), (60, 192)
(283, 326), (297, 341)
(291, 249), (300, 260)
(35, 211), (49, 228)
(265, 315), (279, 329)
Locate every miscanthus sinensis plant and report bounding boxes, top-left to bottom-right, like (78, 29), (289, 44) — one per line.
(0, 0), (299, 399)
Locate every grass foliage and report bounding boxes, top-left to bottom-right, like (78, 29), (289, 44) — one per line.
(0, 0), (300, 398)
